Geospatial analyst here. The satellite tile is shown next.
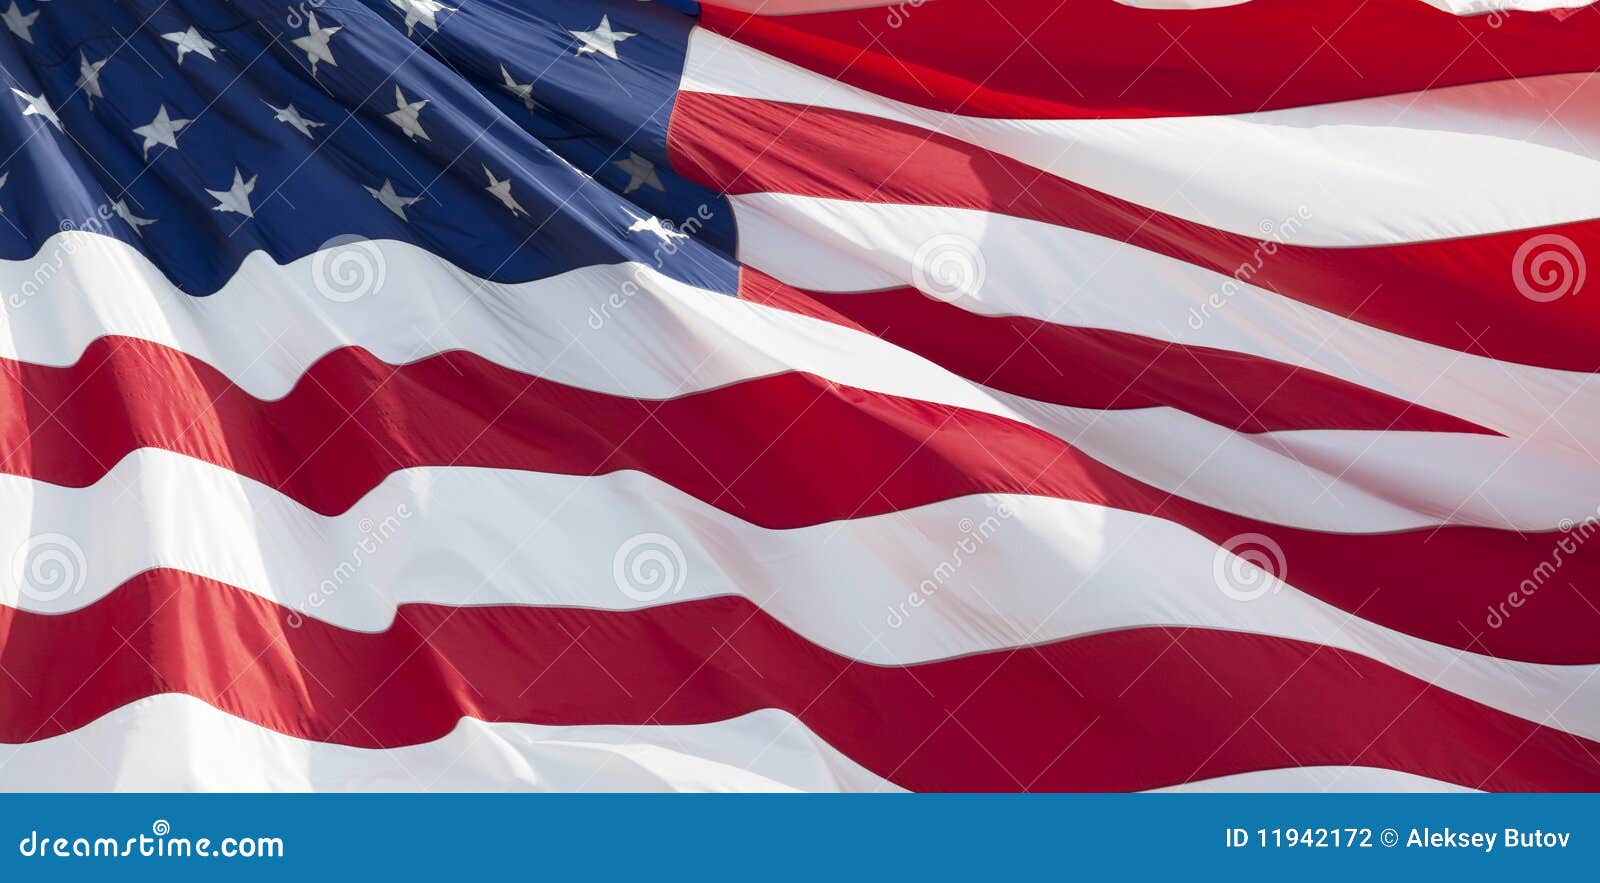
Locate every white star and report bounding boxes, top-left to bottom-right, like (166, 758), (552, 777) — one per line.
(2, 2), (39, 44)
(112, 198), (156, 236)
(499, 64), (538, 112)
(293, 12), (341, 76)
(207, 167), (258, 218)
(626, 212), (687, 245)
(390, 0), (453, 37)
(569, 15), (635, 61)
(132, 105), (191, 159)
(163, 26), (220, 65)
(385, 85), (430, 142)
(77, 53), (109, 109)
(482, 166), (527, 218)
(364, 179), (422, 221)
(10, 87), (60, 131)
(264, 100), (324, 139)
(613, 151), (663, 195)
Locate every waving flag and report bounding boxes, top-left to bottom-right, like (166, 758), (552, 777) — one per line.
(0, 0), (1597, 792)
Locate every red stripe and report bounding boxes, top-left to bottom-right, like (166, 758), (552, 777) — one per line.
(699, 0), (1600, 119)
(3, 336), (1596, 662)
(669, 91), (1600, 372)
(738, 268), (1491, 435)
(7, 570), (1598, 791)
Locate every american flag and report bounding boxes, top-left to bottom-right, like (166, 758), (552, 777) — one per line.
(0, 0), (1595, 792)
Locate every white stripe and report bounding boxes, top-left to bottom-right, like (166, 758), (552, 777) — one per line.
(8, 450), (1600, 743)
(0, 694), (1486, 793)
(3, 234), (1596, 534)
(1420, 0), (1594, 12)
(730, 192), (1600, 456)
(1151, 767), (1478, 793)
(21, 230), (1600, 531)
(684, 29), (1600, 245)
(1015, 407), (1600, 535)
(0, 234), (1057, 433)
(0, 232), (1034, 410)
(0, 695), (899, 792)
